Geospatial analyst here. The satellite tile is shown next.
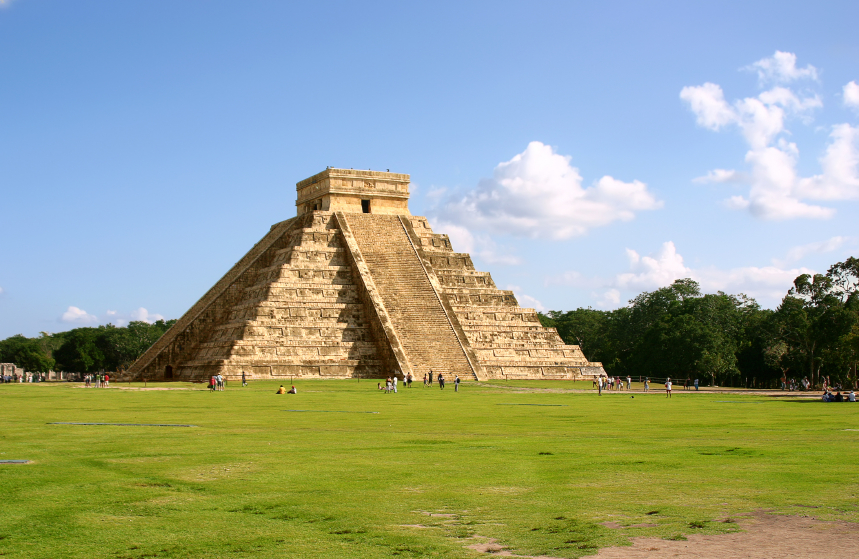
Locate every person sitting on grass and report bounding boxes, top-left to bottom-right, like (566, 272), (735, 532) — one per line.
(287, 385), (297, 394)
(276, 385), (287, 394)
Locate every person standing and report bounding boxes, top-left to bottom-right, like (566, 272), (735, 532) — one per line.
(454, 375), (460, 392)
(644, 378), (649, 392)
(105, 374), (109, 388)
(210, 376), (216, 392)
(393, 374), (398, 393)
(242, 371), (247, 387)
(438, 373), (445, 390)
(598, 376), (603, 396)
(626, 376), (631, 390)
(665, 377), (672, 398)
(428, 370), (433, 386)
(423, 373), (427, 387)
(694, 378), (699, 391)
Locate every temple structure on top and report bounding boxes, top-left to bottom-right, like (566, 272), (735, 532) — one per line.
(126, 168), (605, 382)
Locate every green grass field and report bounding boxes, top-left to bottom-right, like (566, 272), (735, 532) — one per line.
(1, 380), (857, 558)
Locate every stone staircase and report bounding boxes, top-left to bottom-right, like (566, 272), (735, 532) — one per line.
(344, 213), (477, 379)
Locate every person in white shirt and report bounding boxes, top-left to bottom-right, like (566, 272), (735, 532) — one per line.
(665, 378), (672, 398)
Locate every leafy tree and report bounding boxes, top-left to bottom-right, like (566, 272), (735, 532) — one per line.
(0, 334), (55, 373)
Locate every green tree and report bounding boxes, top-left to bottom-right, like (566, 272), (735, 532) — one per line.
(0, 334), (55, 373)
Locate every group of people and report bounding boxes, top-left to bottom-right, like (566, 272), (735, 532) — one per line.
(595, 375), (631, 394)
(84, 373), (109, 387)
(2, 372), (45, 383)
(275, 384), (296, 394)
(208, 374), (225, 391)
(594, 375), (692, 398)
(822, 390), (856, 402)
(782, 376), (811, 391)
(377, 370), (461, 392)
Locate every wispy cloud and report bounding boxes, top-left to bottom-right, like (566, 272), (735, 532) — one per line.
(430, 220), (522, 265)
(506, 284), (545, 312)
(743, 50), (818, 86)
(557, 241), (815, 309)
(772, 236), (853, 267)
(845, 81), (859, 111)
(59, 306), (165, 327)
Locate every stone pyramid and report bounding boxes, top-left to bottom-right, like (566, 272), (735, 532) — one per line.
(127, 169), (605, 381)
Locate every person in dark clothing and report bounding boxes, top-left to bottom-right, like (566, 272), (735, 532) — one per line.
(428, 370), (433, 385)
(438, 373), (445, 390)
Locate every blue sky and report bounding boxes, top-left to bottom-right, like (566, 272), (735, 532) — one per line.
(1, 0), (858, 338)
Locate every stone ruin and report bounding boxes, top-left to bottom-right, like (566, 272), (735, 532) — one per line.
(126, 169), (605, 382)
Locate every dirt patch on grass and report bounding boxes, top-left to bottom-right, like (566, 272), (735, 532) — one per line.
(593, 511), (858, 558)
(466, 537), (564, 559)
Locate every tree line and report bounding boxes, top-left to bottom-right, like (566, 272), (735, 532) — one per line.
(0, 320), (176, 375)
(539, 257), (859, 389)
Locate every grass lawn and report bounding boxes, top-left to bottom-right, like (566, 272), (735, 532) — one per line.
(1, 379), (857, 558)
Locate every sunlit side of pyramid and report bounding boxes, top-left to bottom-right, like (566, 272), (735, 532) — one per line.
(127, 169), (605, 381)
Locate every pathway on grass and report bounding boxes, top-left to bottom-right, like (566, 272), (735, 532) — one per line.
(592, 512), (858, 558)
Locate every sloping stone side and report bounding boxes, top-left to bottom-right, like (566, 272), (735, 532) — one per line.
(407, 217), (606, 380)
(126, 217), (299, 381)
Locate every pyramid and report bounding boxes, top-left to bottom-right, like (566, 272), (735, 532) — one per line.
(127, 169), (605, 381)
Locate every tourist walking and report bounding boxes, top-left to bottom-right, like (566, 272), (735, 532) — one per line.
(598, 376), (603, 396)
(454, 375), (460, 392)
(393, 374), (398, 393)
(626, 376), (631, 390)
(385, 377), (392, 393)
(407, 372), (412, 387)
(242, 371), (247, 387)
(694, 378), (699, 391)
(644, 377), (649, 392)
(210, 376), (216, 392)
(428, 370), (433, 385)
(665, 377), (672, 398)
(423, 373), (427, 387)
(438, 373), (445, 390)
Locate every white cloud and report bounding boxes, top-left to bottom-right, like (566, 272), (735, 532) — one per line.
(796, 123), (859, 201)
(693, 168), (745, 184)
(680, 83), (736, 131)
(0, 286), (4, 295)
(593, 288), (621, 308)
(438, 141), (662, 240)
(60, 306), (99, 325)
(616, 241), (691, 291)
(130, 307), (165, 323)
(772, 236), (852, 267)
(844, 81), (859, 111)
(744, 50), (818, 85)
(506, 285), (545, 312)
(682, 52), (859, 220)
